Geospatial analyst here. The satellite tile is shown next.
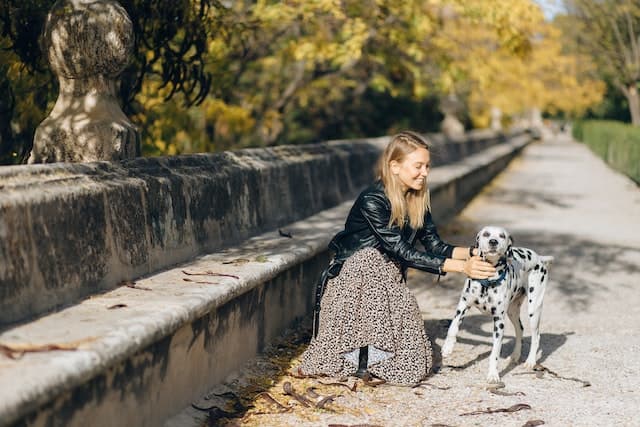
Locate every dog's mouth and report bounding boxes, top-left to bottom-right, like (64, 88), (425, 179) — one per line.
(483, 248), (500, 255)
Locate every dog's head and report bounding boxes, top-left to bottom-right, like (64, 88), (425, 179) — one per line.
(475, 225), (513, 264)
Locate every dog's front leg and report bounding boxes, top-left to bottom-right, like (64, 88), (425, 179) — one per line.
(442, 293), (470, 358)
(488, 315), (506, 383)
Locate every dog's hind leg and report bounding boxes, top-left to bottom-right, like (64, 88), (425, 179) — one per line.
(524, 263), (550, 369)
(442, 295), (470, 358)
(507, 297), (524, 364)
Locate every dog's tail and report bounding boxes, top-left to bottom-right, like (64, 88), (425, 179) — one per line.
(539, 255), (554, 265)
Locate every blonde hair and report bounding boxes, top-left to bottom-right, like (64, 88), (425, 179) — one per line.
(376, 130), (431, 229)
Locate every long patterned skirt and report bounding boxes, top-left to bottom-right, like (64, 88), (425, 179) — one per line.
(299, 247), (433, 385)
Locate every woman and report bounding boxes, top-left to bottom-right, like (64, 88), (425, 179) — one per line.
(298, 130), (496, 386)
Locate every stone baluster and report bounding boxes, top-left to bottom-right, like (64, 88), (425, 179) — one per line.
(490, 107), (502, 132)
(29, 0), (139, 163)
(440, 94), (465, 139)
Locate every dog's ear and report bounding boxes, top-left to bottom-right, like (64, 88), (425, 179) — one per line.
(475, 231), (481, 245)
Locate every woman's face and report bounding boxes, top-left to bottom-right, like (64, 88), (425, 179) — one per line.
(391, 147), (431, 192)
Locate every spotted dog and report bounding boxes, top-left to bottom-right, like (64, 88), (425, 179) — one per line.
(441, 226), (554, 383)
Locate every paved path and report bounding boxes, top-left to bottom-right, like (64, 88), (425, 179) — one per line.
(410, 131), (640, 426)
(176, 132), (640, 427)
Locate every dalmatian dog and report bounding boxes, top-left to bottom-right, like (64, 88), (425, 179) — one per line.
(441, 226), (554, 383)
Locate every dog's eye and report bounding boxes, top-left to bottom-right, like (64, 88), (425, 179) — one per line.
(499, 233), (505, 238)
(483, 231), (490, 237)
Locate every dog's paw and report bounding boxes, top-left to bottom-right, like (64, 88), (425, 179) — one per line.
(486, 371), (501, 383)
(441, 339), (455, 358)
(524, 359), (537, 370)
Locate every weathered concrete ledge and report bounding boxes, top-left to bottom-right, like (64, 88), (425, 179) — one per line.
(0, 133), (531, 427)
(0, 130), (513, 325)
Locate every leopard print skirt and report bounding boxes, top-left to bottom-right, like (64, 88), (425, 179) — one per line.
(299, 247), (433, 385)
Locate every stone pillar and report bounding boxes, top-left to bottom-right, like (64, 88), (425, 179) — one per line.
(529, 107), (543, 128)
(440, 94), (465, 139)
(29, 0), (139, 164)
(490, 107), (502, 132)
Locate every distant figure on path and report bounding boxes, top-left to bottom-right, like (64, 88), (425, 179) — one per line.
(298, 131), (495, 385)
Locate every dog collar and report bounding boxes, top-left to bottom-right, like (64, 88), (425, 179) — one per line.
(477, 258), (507, 288)
(478, 268), (507, 287)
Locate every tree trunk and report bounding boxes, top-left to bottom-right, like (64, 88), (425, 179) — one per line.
(624, 83), (640, 126)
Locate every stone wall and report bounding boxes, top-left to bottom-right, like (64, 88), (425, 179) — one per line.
(0, 131), (511, 325)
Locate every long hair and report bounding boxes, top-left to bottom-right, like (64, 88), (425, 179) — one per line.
(376, 130), (431, 229)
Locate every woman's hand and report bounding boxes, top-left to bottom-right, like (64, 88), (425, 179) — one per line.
(462, 256), (496, 279)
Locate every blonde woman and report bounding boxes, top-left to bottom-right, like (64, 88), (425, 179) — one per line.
(299, 131), (495, 385)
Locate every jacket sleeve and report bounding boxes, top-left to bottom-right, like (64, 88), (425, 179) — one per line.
(359, 193), (447, 275)
(418, 211), (455, 258)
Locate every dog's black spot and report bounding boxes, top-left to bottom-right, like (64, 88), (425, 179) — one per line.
(483, 305), (487, 311)
(488, 296), (492, 303)
(519, 320), (524, 330)
(493, 288), (498, 294)
(462, 296), (467, 301)
(495, 332), (499, 338)
(499, 323), (504, 329)
(456, 309), (461, 315)
(541, 267), (547, 275)
(534, 264), (540, 271)
(493, 316), (499, 322)
(491, 307), (496, 314)
(494, 326), (497, 332)
(475, 299), (480, 305)
(529, 313), (533, 317)
(529, 286), (534, 293)
(529, 299), (532, 303)
(501, 310), (505, 315)
(527, 253), (532, 260)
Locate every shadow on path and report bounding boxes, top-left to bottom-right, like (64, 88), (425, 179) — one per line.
(425, 315), (572, 377)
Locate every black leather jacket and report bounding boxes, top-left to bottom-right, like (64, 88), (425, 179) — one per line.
(312, 181), (454, 336)
(328, 181), (454, 276)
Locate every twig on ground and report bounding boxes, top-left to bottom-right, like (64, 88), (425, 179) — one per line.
(181, 270), (240, 279)
(460, 403), (531, 416)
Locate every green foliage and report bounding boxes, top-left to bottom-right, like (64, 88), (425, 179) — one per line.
(573, 120), (640, 183)
(560, 0), (640, 125)
(0, 0), (607, 163)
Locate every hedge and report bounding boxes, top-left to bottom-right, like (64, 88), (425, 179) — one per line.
(572, 120), (640, 184)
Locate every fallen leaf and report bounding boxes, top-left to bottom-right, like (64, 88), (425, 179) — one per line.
(107, 303), (128, 310)
(0, 337), (96, 359)
(278, 229), (293, 238)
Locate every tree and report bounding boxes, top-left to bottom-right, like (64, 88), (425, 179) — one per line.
(563, 0), (640, 125)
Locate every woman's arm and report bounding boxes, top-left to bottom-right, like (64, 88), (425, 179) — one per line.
(359, 194), (448, 275)
(359, 194), (494, 278)
(419, 213), (493, 278)
(442, 255), (494, 278)
(451, 246), (478, 260)
(417, 211), (455, 257)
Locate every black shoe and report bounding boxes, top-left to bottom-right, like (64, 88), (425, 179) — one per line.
(354, 345), (368, 378)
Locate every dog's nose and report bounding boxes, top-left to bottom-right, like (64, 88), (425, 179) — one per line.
(489, 239), (498, 246)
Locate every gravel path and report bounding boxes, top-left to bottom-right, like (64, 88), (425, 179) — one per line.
(181, 133), (640, 427)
